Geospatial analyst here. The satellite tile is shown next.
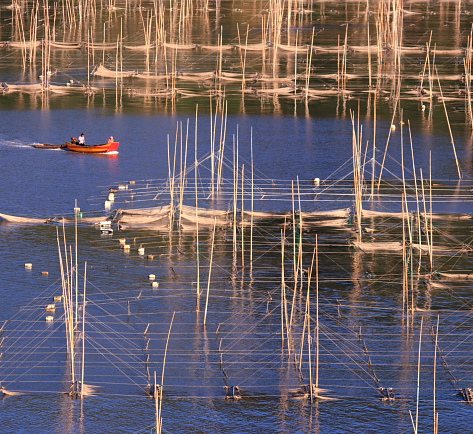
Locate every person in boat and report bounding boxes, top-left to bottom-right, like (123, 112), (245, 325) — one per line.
(78, 133), (85, 145)
(108, 136), (114, 144)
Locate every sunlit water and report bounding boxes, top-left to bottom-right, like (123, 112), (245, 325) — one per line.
(2, 1), (473, 433)
(0, 103), (473, 433)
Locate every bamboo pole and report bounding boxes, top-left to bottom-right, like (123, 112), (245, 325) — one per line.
(433, 315), (439, 434)
(233, 132), (239, 254)
(307, 264), (313, 401)
(315, 235), (319, 390)
(305, 27), (315, 99)
(368, 17), (372, 89)
(371, 95), (377, 197)
(281, 229), (285, 348)
(195, 105), (200, 301)
(203, 218), (217, 326)
(250, 129), (254, 268)
(429, 153), (434, 272)
(80, 261), (87, 398)
(435, 65), (462, 179)
(157, 312), (175, 434)
(74, 200), (79, 328)
(377, 98), (399, 189)
(241, 164), (245, 269)
(414, 317), (424, 434)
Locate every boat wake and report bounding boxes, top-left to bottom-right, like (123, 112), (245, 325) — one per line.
(0, 140), (35, 149)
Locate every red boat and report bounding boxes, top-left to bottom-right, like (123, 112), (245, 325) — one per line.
(66, 140), (120, 154)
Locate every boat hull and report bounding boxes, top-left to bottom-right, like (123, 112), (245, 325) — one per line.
(66, 141), (120, 153)
(33, 143), (67, 149)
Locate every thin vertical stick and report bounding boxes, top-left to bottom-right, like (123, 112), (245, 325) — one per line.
(433, 315), (439, 433)
(80, 261), (87, 398)
(74, 200), (79, 328)
(154, 371), (159, 433)
(435, 66), (462, 179)
(250, 129), (254, 267)
(429, 152), (434, 271)
(371, 96), (377, 197)
(415, 317), (424, 434)
(241, 164), (245, 268)
(306, 263), (313, 401)
(157, 312), (175, 434)
(281, 229), (285, 348)
(233, 130), (239, 253)
(315, 235), (319, 390)
(291, 181), (297, 290)
(368, 17), (372, 89)
(204, 218), (217, 326)
(377, 98), (399, 189)
(195, 105), (200, 301)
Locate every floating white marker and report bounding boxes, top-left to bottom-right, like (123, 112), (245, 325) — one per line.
(24, 263), (33, 269)
(148, 274), (156, 280)
(138, 247), (145, 255)
(104, 200), (112, 210)
(151, 281), (159, 288)
(45, 316), (54, 322)
(99, 221), (113, 235)
(46, 304), (56, 313)
(314, 177), (320, 186)
(123, 244), (131, 251)
(118, 238), (127, 245)
(108, 192), (115, 201)
(54, 295), (63, 302)
(118, 184), (128, 190)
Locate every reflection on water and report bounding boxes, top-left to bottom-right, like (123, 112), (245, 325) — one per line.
(0, 0), (472, 124)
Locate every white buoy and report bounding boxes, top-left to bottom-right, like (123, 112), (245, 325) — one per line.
(24, 263), (33, 269)
(390, 124), (396, 131)
(138, 247), (145, 255)
(45, 316), (54, 322)
(46, 304), (56, 313)
(104, 200), (112, 210)
(314, 177), (320, 186)
(123, 244), (131, 251)
(108, 192), (115, 201)
(54, 295), (63, 302)
(129, 180), (136, 184)
(99, 221), (113, 235)
(118, 184), (128, 190)
(118, 238), (127, 245)
(149, 274), (156, 280)
(151, 281), (159, 288)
